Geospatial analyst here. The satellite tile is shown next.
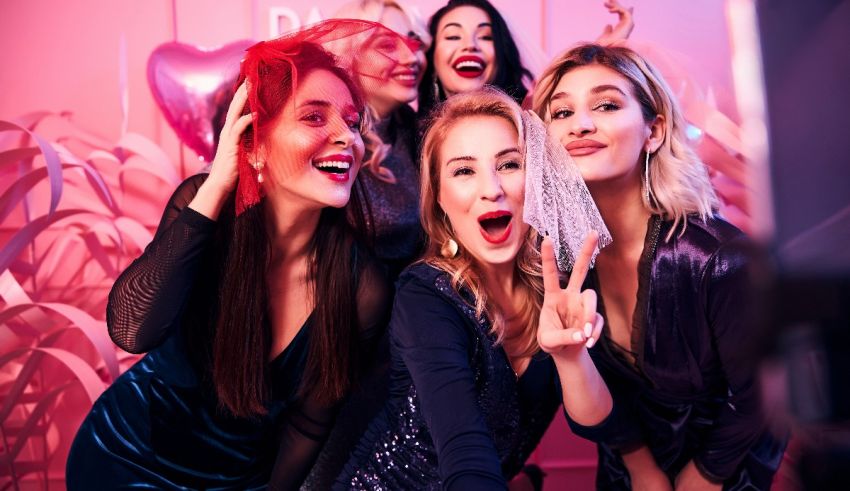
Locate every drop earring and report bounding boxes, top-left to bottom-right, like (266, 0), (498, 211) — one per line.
(432, 72), (442, 103)
(253, 161), (265, 184)
(440, 237), (459, 258)
(643, 151), (651, 204)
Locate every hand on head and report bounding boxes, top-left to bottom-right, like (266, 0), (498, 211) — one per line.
(207, 82), (254, 195)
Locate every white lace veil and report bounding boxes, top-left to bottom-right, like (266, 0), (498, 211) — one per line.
(522, 110), (612, 271)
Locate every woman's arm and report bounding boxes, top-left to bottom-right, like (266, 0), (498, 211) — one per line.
(106, 175), (216, 353)
(537, 235), (613, 425)
(682, 236), (765, 486)
(106, 84), (252, 353)
(392, 275), (507, 491)
(596, 0), (635, 45)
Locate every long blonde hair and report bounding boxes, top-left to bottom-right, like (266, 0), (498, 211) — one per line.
(333, 0), (431, 49)
(420, 87), (543, 357)
(532, 43), (718, 238)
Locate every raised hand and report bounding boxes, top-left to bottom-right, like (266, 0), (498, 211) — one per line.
(189, 82), (254, 220)
(206, 81), (254, 194)
(537, 232), (604, 360)
(597, 0), (635, 45)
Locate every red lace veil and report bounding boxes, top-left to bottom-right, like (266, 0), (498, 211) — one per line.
(234, 19), (421, 215)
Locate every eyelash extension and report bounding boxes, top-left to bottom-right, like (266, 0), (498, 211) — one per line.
(499, 160), (521, 171)
(594, 100), (621, 111)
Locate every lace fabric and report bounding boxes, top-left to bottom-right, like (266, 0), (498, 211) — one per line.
(521, 110), (612, 271)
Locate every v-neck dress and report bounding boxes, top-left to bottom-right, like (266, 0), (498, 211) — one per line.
(568, 215), (788, 490)
(334, 263), (563, 490)
(66, 174), (383, 490)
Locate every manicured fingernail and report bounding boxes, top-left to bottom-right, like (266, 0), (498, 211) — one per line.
(584, 322), (593, 337)
(586, 337), (596, 348)
(572, 331), (583, 342)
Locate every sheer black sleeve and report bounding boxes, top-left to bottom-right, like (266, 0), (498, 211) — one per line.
(106, 174), (216, 353)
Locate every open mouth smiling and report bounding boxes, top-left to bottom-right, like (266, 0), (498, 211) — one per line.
(452, 55), (486, 79)
(313, 154), (353, 182)
(477, 210), (513, 244)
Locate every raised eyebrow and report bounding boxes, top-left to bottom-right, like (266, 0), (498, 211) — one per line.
(298, 99), (331, 109)
(591, 84), (627, 96)
(496, 147), (521, 158)
(299, 100), (360, 116)
(445, 155), (475, 166)
(549, 85), (626, 103)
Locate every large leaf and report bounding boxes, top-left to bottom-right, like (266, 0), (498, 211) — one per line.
(0, 209), (90, 275)
(0, 121), (64, 218)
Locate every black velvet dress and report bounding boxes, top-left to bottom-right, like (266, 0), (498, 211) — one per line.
(65, 175), (388, 490)
(334, 263), (563, 490)
(568, 215), (788, 490)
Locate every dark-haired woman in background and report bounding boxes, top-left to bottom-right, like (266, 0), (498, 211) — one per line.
(66, 22), (394, 490)
(532, 43), (787, 490)
(418, 0), (635, 116)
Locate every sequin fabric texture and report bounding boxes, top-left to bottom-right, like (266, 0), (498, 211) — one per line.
(341, 263), (561, 489)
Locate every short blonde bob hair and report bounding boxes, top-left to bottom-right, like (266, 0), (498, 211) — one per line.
(532, 43), (718, 237)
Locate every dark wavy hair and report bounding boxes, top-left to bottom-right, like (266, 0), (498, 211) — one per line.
(417, 0), (532, 117)
(186, 42), (370, 418)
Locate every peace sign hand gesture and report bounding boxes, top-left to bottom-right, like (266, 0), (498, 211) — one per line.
(538, 232), (604, 360)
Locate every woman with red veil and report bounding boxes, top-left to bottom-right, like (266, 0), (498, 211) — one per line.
(65, 20), (413, 490)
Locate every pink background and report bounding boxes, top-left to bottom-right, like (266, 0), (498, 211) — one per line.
(0, 0), (737, 181)
(0, 1), (747, 488)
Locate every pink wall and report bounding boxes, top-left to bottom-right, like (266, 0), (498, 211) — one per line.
(1, 0), (737, 173)
(1, 1), (739, 488)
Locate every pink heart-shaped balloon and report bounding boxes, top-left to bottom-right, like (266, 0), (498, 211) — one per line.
(147, 40), (254, 162)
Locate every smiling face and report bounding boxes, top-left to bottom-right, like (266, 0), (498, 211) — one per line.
(357, 7), (426, 117)
(437, 115), (526, 266)
(545, 64), (659, 193)
(261, 69), (365, 210)
(433, 5), (496, 97)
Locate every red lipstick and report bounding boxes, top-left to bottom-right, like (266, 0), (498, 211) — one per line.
(452, 55), (486, 79)
(313, 154), (354, 183)
(477, 210), (513, 244)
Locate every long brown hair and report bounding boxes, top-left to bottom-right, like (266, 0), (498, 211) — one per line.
(195, 41), (374, 418)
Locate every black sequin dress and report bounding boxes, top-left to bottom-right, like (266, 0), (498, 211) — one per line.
(335, 263), (562, 490)
(355, 105), (423, 278)
(568, 215), (788, 490)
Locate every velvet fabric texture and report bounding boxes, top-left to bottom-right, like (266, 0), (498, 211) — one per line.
(568, 215), (787, 490)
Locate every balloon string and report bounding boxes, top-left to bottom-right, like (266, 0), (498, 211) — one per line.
(171, 0), (178, 42)
(251, 0), (258, 40)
